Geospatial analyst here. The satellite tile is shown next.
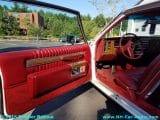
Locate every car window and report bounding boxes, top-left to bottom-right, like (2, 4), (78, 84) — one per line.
(0, 1), (85, 53)
(105, 18), (129, 38)
(105, 15), (160, 38)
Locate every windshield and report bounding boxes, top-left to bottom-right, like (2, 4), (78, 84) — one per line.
(106, 15), (160, 37)
(0, 1), (84, 53)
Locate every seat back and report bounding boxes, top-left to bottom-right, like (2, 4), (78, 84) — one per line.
(138, 54), (160, 96)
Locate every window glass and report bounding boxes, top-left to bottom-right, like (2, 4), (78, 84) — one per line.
(105, 15), (160, 38)
(105, 19), (128, 38)
(0, 1), (84, 53)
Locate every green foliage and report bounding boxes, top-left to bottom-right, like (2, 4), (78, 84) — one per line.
(42, 13), (81, 38)
(21, 4), (28, 12)
(11, 3), (20, 12)
(83, 20), (95, 39)
(0, 5), (8, 35)
(0, 3), (29, 36)
(83, 14), (109, 39)
(1, 14), (19, 35)
(121, 19), (128, 31)
(94, 14), (106, 27)
(11, 3), (29, 12)
(82, 14), (91, 21)
(113, 23), (120, 36)
(0, 3), (114, 40)
(90, 27), (101, 38)
(106, 17), (113, 24)
(28, 25), (42, 37)
(0, 6), (3, 35)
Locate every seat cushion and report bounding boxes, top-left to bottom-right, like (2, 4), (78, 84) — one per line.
(138, 55), (160, 91)
(114, 67), (146, 90)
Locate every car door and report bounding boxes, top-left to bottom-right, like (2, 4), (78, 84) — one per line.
(0, 0), (91, 115)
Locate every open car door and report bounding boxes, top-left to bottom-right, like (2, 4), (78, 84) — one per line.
(0, 0), (91, 115)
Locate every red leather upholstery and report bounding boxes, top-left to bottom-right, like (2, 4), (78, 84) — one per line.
(114, 67), (145, 90)
(138, 55), (160, 91)
(115, 54), (160, 99)
(0, 45), (91, 114)
(28, 65), (72, 98)
(96, 39), (105, 61)
(0, 51), (33, 88)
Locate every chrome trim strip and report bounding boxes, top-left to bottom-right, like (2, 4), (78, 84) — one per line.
(91, 79), (157, 120)
(26, 52), (84, 67)
(146, 80), (160, 98)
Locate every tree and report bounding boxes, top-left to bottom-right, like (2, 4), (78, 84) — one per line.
(94, 14), (106, 27)
(11, 3), (29, 12)
(21, 4), (28, 12)
(1, 15), (20, 35)
(82, 14), (91, 21)
(51, 19), (64, 37)
(11, 3), (20, 12)
(89, 26), (101, 38)
(39, 9), (45, 17)
(28, 24), (42, 37)
(0, 6), (4, 35)
(106, 17), (113, 24)
(0, 3), (112, 40)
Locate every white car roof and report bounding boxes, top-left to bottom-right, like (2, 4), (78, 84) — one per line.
(123, 0), (160, 15)
(136, 0), (160, 6)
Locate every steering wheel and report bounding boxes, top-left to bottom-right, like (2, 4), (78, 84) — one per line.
(119, 33), (144, 60)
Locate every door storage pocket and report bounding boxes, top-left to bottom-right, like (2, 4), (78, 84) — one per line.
(27, 65), (72, 98)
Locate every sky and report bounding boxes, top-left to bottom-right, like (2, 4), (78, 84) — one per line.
(40, 0), (140, 18)
(0, 0), (140, 18)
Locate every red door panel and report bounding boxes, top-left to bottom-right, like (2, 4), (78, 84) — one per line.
(0, 45), (91, 115)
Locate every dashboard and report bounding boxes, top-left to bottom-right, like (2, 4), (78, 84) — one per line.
(103, 38), (120, 56)
(97, 36), (160, 66)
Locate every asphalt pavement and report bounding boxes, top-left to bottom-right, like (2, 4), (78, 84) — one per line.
(0, 40), (66, 53)
(20, 83), (135, 120)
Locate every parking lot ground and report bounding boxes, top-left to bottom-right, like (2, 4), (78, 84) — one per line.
(21, 83), (136, 120)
